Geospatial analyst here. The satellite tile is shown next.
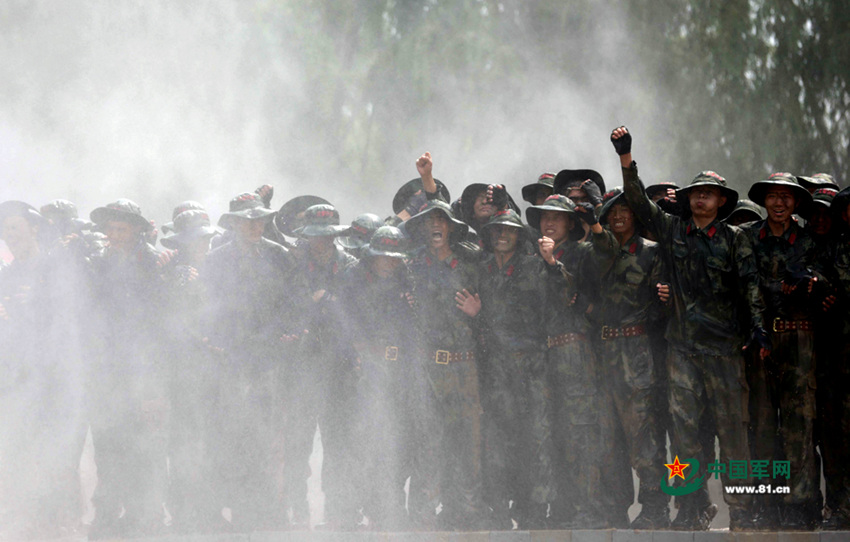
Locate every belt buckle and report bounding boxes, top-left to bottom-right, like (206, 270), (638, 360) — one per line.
(772, 317), (782, 333)
(601, 326), (609, 341)
(385, 346), (398, 361)
(435, 350), (450, 365)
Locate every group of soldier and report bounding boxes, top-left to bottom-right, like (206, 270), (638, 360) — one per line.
(1, 126), (849, 538)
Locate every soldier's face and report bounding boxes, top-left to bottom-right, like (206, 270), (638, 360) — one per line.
(688, 186), (726, 219)
(539, 211), (570, 245)
(371, 255), (400, 278)
(1, 215), (38, 257)
(306, 235), (335, 257)
(473, 192), (494, 220)
(764, 186), (797, 224)
(608, 203), (635, 236)
(808, 206), (832, 235)
(232, 218), (265, 244)
(425, 212), (451, 251)
(533, 187), (552, 205)
(489, 225), (519, 254)
(103, 220), (141, 251)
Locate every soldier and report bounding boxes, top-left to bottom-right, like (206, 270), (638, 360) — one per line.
(405, 200), (491, 530)
(339, 226), (425, 530)
(290, 203), (360, 530)
(521, 173), (556, 206)
(337, 213), (383, 258)
(806, 188), (838, 247)
(727, 199), (766, 227)
(817, 186), (850, 529)
(86, 199), (171, 538)
(553, 169), (605, 241)
(476, 209), (555, 529)
(588, 193), (672, 529)
(391, 152), (451, 223)
(741, 173), (824, 529)
(525, 194), (614, 528)
(204, 193), (306, 531)
(159, 209), (224, 533)
(798, 173), (840, 195)
(613, 126), (767, 531)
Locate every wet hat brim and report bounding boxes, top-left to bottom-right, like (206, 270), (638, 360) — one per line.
(392, 178), (451, 215)
(521, 182), (554, 204)
(160, 225), (220, 249)
(747, 180), (813, 219)
(364, 244), (408, 259)
(525, 202), (577, 231)
(798, 176), (840, 191)
(275, 195), (332, 237)
(292, 224), (349, 237)
(553, 169), (606, 196)
(90, 206), (152, 231)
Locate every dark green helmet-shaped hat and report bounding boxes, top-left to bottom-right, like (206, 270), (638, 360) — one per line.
(726, 198), (766, 224)
(161, 209), (220, 249)
(748, 172), (813, 219)
(162, 201), (206, 234)
(480, 209), (526, 251)
(553, 169), (606, 196)
(392, 178), (451, 214)
(91, 199), (153, 231)
(275, 195), (331, 237)
(218, 193), (276, 229)
(405, 199), (469, 245)
(293, 204), (348, 237)
(798, 173), (839, 191)
(0, 201), (48, 233)
(521, 172), (556, 204)
(812, 187), (838, 209)
(364, 225), (409, 259)
(338, 213), (383, 250)
(676, 171), (738, 219)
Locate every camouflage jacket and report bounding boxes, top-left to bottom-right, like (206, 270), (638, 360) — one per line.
(410, 246), (481, 353)
(822, 232), (850, 336)
(740, 219), (824, 321)
(623, 163), (766, 355)
(204, 238), (307, 359)
(478, 251), (548, 353)
(542, 240), (599, 337)
(589, 229), (667, 328)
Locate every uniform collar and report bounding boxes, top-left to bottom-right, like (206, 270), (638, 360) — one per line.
(685, 218), (719, 239)
(758, 218), (799, 245)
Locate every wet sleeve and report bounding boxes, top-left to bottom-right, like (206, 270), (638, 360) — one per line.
(734, 228), (767, 332)
(622, 162), (673, 242)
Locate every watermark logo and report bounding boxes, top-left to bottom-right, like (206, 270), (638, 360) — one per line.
(660, 456), (791, 496)
(661, 456), (704, 496)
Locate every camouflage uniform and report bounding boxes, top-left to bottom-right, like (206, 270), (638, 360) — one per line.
(526, 195), (616, 528)
(623, 164), (764, 524)
(338, 227), (426, 530)
(589, 217), (670, 526)
(741, 174), (822, 525)
(477, 212), (556, 528)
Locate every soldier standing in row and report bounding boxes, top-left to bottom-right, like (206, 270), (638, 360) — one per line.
(615, 126), (766, 531)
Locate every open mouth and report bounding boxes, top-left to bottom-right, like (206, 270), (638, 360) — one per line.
(431, 231), (443, 240)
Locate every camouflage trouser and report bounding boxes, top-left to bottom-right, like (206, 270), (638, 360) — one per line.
(667, 347), (752, 512)
(747, 327), (819, 508)
(819, 341), (850, 516)
(214, 363), (287, 530)
(419, 352), (489, 530)
(548, 338), (617, 526)
(479, 348), (556, 525)
(601, 334), (668, 511)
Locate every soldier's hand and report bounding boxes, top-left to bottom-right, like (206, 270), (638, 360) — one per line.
(568, 292), (578, 306)
(416, 152), (433, 178)
(255, 184), (274, 208)
(402, 291), (415, 307)
(455, 289), (481, 317)
(580, 180), (604, 207)
(404, 190), (428, 217)
(487, 184), (509, 210)
(744, 326), (771, 360)
(823, 294), (837, 312)
(656, 282), (671, 304)
(611, 126), (632, 155)
(156, 249), (175, 269)
(538, 236), (556, 265)
(311, 289), (327, 303)
(280, 333), (300, 343)
(574, 202), (599, 225)
(666, 188), (677, 202)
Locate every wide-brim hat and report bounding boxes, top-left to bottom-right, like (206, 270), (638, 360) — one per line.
(675, 171), (738, 219)
(364, 226), (409, 259)
(480, 209), (527, 250)
(0, 201), (49, 234)
(405, 200), (469, 244)
(162, 200), (206, 234)
(90, 199), (152, 231)
(599, 192), (626, 225)
(338, 213), (383, 249)
(726, 198), (766, 223)
(392, 178), (451, 214)
(217, 193), (277, 229)
(39, 199), (79, 222)
(747, 173), (813, 219)
(459, 183), (521, 225)
(292, 204), (348, 237)
(275, 195), (331, 237)
(811, 187), (838, 209)
(161, 210), (220, 249)
(646, 182), (679, 200)
(521, 173), (556, 204)
(798, 173), (839, 191)
(553, 169), (606, 196)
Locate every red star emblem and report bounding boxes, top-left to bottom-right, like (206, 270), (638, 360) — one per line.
(665, 456), (690, 480)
